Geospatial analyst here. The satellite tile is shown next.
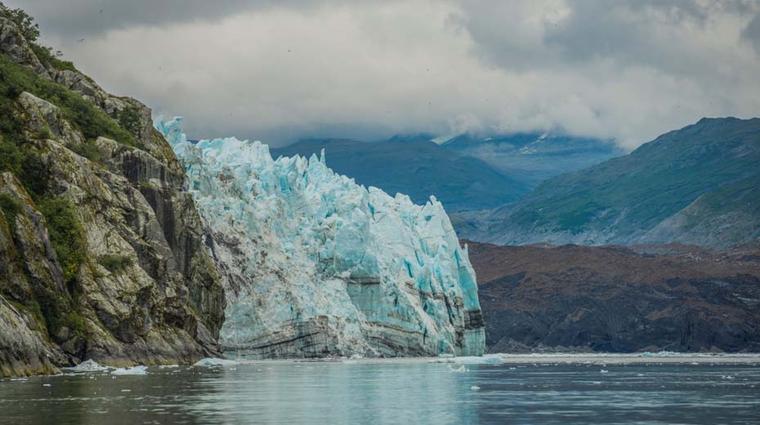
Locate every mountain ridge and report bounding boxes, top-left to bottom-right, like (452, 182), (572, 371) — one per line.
(457, 116), (760, 250)
(442, 132), (623, 187)
(272, 136), (529, 211)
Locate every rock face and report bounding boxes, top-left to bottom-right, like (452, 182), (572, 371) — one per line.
(468, 241), (760, 353)
(160, 118), (486, 358)
(0, 13), (224, 376)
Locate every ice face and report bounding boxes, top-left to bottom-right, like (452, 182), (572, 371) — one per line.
(158, 117), (485, 357)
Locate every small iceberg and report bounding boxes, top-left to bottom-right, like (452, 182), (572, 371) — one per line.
(193, 358), (238, 368)
(65, 359), (111, 373)
(111, 366), (148, 376)
(453, 355), (504, 365)
(641, 351), (679, 357)
(448, 364), (468, 373)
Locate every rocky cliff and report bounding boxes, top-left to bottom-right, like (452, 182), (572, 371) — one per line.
(0, 8), (224, 377)
(159, 118), (486, 358)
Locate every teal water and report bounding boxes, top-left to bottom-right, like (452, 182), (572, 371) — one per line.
(1, 359), (759, 424)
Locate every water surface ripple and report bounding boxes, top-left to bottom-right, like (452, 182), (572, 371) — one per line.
(1, 357), (759, 424)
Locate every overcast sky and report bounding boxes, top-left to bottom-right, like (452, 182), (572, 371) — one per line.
(7, 0), (760, 148)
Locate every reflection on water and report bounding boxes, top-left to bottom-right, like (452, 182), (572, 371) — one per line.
(1, 359), (759, 424)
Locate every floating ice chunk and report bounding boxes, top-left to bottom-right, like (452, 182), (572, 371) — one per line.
(111, 366), (148, 376)
(193, 358), (238, 368)
(448, 364), (468, 373)
(641, 351), (679, 357)
(600, 369), (609, 374)
(65, 359), (110, 373)
(453, 355), (504, 365)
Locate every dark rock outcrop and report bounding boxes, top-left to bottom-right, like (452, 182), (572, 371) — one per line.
(468, 241), (760, 353)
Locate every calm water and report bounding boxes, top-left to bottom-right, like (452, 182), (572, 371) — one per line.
(1, 357), (759, 425)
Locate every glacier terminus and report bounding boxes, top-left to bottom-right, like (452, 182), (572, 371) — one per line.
(157, 118), (486, 358)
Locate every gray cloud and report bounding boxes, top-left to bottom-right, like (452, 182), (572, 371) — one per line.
(744, 13), (760, 54)
(450, 0), (760, 146)
(4, 0), (255, 38)
(3, 0), (357, 38)
(3, 0), (760, 149)
(460, 1), (759, 78)
(6, 0), (316, 37)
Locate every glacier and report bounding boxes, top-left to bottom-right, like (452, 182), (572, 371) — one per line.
(157, 118), (485, 358)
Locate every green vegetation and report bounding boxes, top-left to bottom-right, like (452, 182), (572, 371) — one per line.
(1, 4), (76, 72)
(62, 310), (87, 337)
(18, 154), (49, 197)
(0, 193), (21, 229)
(32, 196), (89, 338)
(30, 291), (86, 339)
(118, 105), (143, 137)
(29, 44), (77, 72)
(0, 54), (138, 147)
(37, 197), (86, 284)
(1, 4), (139, 194)
(0, 4), (39, 42)
(0, 53), (139, 197)
(70, 141), (102, 162)
(98, 254), (133, 274)
(0, 86), (25, 175)
(5, 272), (86, 340)
(0, 3), (120, 341)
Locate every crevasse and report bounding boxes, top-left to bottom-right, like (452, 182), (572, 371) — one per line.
(157, 117), (485, 357)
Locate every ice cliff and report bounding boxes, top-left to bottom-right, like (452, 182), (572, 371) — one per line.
(158, 118), (486, 358)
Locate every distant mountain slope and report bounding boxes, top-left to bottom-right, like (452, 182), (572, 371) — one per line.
(443, 133), (623, 187)
(642, 173), (760, 248)
(462, 117), (760, 249)
(272, 137), (528, 212)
